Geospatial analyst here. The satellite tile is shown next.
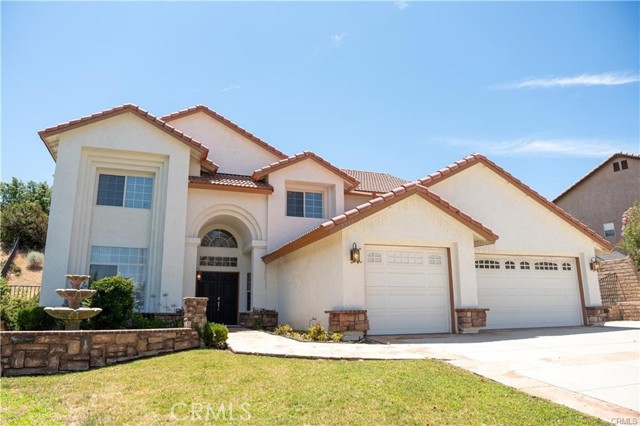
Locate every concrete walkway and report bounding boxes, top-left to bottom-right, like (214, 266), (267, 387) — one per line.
(227, 322), (640, 423)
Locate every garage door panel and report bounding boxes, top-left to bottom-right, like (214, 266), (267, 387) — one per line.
(476, 255), (582, 329)
(366, 246), (450, 335)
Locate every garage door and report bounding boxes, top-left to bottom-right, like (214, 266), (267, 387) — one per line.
(476, 255), (584, 329)
(366, 246), (451, 335)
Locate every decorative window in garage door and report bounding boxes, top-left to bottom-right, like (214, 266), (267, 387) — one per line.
(367, 251), (382, 263)
(475, 259), (500, 269)
(388, 251), (423, 264)
(534, 261), (558, 271)
(505, 261), (516, 270)
(562, 262), (572, 271)
(428, 254), (442, 265)
(520, 261), (530, 270)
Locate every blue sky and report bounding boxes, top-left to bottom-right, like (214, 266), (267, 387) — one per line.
(2, 1), (638, 199)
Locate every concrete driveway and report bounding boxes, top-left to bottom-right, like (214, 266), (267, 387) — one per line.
(372, 322), (640, 423)
(228, 322), (639, 422)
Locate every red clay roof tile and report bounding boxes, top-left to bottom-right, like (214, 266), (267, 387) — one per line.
(341, 169), (409, 194)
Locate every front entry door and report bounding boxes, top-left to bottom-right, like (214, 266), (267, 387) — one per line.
(196, 272), (239, 324)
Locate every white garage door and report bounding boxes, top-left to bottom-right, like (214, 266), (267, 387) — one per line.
(476, 255), (584, 329)
(366, 246), (451, 335)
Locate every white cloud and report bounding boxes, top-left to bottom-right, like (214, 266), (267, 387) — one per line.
(495, 71), (640, 89)
(440, 137), (624, 158)
(330, 32), (349, 46)
(394, 0), (409, 10)
(221, 85), (241, 92)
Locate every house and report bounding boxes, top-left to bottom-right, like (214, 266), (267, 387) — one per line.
(553, 153), (640, 253)
(39, 104), (612, 334)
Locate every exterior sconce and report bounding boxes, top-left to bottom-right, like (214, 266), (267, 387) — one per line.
(589, 257), (602, 272)
(350, 243), (362, 264)
(196, 269), (202, 281)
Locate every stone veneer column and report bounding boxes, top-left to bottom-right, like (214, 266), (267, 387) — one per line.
(455, 308), (489, 334)
(183, 297), (208, 330)
(585, 306), (608, 326)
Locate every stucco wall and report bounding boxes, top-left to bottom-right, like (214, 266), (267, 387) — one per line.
(344, 193), (373, 211)
(429, 163), (604, 306)
(269, 194), (479, 330)
(165, 112), (282, 175)
(555, 156), (640, 248)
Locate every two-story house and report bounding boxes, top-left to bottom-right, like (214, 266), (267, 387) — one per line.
(39, 104), (611, 334)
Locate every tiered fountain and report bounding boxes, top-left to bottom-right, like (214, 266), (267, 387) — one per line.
(44, 275), (103, 330)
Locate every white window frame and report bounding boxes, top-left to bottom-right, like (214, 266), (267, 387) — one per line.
(285, 182), (332, 219)
(96, 173), (154, 209)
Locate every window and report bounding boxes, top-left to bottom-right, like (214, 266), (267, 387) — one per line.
(603, 222), (615, 238)
(97, 174), (153, 209)
(534, 261), (558, 271)
(90, 246), (147, 309)
(520, 261), (530, 270)
(201, 229), (237, 248)
(286, 191), (323, 218)
(388, 252), (423, 264)
(562, 262), (572, 271)
(367, 252), (382, 263)
(505, 261), (515, 270)
(621, 160), (629, 170)
(475, 260), (500, 269)
(613, 162), (620, 172)
(428, 254), (442, 265)
(199, 256), (238, 267)
(246, 273), (252, 310)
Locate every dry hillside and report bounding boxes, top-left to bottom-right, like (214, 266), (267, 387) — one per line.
(1, 250), (43, 286)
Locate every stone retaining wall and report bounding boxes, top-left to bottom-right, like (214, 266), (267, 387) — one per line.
(598, 257), (640, 320)
(238, 309), (278, 330)
(586, 306), (608, 326)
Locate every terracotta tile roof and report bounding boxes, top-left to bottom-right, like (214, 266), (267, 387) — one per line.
(341, 169), (409, 194)
(189, 173), (273, 194)
(553, 152), (640, 202)
(252, 151), (360, 191)
(38, 104), (219, 173)
(263, 182), (498, 264)
(160, 105), (288, 160)
(417, 153), (613, 251)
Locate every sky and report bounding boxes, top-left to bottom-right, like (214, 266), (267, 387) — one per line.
(1, 1), (638, 200)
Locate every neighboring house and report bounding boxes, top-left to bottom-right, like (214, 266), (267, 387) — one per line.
(553, 153), (640, 252)
(39, 104), (611, 334)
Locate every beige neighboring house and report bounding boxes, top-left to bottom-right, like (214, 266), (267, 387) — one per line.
(39, 104), (611, 334)
(554, 153), (640, 253)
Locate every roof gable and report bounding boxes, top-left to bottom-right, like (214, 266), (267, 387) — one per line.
(263, 182), (498, 263)
(39, 104), (219, 173)
(342, 169), (409, 194)
(252, 151), (360, 192)
(160, 105), (288, 160)
(553, 152), (640, 202)
(418, 154), (613, 251)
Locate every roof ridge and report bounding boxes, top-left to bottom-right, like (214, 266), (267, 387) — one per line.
(159, 105), (288, 160)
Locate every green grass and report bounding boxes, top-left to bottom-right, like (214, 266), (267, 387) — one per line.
(1, 350), (605, 425)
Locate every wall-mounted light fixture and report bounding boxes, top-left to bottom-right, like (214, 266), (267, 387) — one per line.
(196, 268), (202, 281)
(350, 243), (362, 264)
(589, 257), (602, 272)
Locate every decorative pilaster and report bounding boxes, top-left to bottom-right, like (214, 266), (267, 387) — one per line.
(183, 297), (208, 331)
(455, 308), (489, 334)
(325, 310), (369, 341)
(586, 306), (608, 326)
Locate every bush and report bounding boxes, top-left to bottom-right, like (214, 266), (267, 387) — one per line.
(1, 294), (39, 330)
(88, 276), (134, 329)
(274, 323), (293, 336)
(15, 305), (61, 330)
(331, 332), (344, 342)
(0, 202), (48, 251)
(210, 322), (229, 348)
(305, 323), (329, 342)
(620, 202), (640, 270)
(130, 312), (170, 329)
(26, 251), (45, 270)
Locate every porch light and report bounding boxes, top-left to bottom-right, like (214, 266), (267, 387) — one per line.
(589, 257), (602, 272)
(350, 243), (362, 264)
(196, 269), (202, 281)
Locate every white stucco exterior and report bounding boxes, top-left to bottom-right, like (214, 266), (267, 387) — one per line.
(39, 104), (610, 333)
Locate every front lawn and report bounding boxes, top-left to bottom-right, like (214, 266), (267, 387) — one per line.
(1, 350), (605, 425)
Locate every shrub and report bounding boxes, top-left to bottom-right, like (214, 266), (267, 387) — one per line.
(620, 202), (640, 270)
(15, 305), (61, 330)
(274, 323), (293, 336)
(88, 276), (134, 329)
(26, 251), (45, 270)
(331, 332), (344, 342)
(0, 202), (48, 250)
(305, 323), (329, 342)
(1, 294), (39, 330)
(210, 322), (229, 348)
(130, 312), (169, 329)
(199, 321), (215, 347)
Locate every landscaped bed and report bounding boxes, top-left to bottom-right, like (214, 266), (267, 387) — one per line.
(1, 350), (606, 425)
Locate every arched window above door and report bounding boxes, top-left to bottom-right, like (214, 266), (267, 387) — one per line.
(201, 229), (238, 248)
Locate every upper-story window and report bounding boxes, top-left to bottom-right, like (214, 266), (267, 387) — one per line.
(286, 191), (323, 218)
(201, 229), (238, 248)
(613, 160), (628, 172)
(603, 222), (615, 238)
(97, 174), (153, 209)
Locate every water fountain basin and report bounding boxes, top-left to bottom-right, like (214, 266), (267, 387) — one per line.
(55, 289), (97, 300)
(44, 307), (103, 321)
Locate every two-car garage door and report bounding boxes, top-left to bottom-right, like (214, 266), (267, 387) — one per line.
(476, 255), (584, 329)
(365, 246), (451, 335)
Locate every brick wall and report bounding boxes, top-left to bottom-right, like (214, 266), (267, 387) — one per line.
(598, 257), (640, 320)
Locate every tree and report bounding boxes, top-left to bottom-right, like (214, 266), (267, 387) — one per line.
(0, 203), (48, 250)
(619, 201), (640, 270)
(0, 178), (52, 214)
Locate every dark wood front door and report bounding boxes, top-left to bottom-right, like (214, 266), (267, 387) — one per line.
(196, 272), (239, 324)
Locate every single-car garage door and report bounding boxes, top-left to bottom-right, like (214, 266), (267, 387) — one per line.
(366, 246), (451, 335)
(476, 255), (584, 329)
